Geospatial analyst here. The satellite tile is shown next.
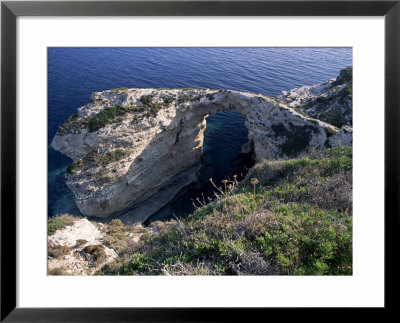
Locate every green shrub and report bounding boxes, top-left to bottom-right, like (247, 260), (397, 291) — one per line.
(58, 113), (86, 134)
(88, 105), (131, 132)
(48, 214), (76, 235)
(206, 93), (215, 100)
(83, 245), (107, 264)
(163, 97), (174, 104)
(109, 87), (128, 92)
(66, 160), (84, 174)
(191, 95), (203, 102)
(141, 95), (153, 106)
(119, 253), (152, 275)
(85, 149), (128, 167)
(140, 95), (168, 116)
(325, 127), (337, 138)
(316, 96), (329, 103)
(332, 67), (352, 86)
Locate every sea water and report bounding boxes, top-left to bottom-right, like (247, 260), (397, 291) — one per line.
(48, 47), (352, 220)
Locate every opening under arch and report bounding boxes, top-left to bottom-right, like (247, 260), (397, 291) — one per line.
(146, 109), (255, 223)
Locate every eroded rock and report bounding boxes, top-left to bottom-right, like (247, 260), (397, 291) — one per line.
(52, 88), (342, 220)
(277, 66), (353, 128)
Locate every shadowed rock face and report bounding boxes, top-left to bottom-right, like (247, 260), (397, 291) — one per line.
(51, 88), (348, 221)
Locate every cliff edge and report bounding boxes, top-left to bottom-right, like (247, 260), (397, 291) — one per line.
(52, 82), (351, 220)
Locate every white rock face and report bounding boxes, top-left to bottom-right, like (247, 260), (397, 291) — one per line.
(52, 88), (340, 220)
(277, 67), (353, 128)
(47, 218), (146, 275)
(47, 219), (117, 275)
(329, 125), (353, 147)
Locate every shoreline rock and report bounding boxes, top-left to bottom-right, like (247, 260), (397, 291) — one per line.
(52, 81), (351, 221)
(277, 66), (352, 128)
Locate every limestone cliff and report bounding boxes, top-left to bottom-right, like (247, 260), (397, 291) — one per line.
(51, 87), (346, 220)
(277, 67), (353, 128)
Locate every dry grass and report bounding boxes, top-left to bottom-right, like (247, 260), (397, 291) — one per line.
(48, 267), (67, 276)
(48, 244), (72, 259)
(100, 147), (352, 276)
(102, 219), (146, 255)
(82, 245), (107, 265)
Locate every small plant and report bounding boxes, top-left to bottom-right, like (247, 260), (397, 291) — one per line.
(102, 219), (138, 255)
(119, 253), (152, 275)
(140, 95), (168, 116)
(83, 245), (107, 264)
(88, 105), (131, 132)
(109, 87), (128, 92)
(66, 160), (84, 174)
(48, 267), (66, 275)
(57, 113), (84, 134)
(191, 95), (203, 102)
(325, 127), (336, 138)
(206, 93), (215, 101)
(163, 97), (174, 104)
(209, 178), (225, 196)
(141, 95), (153, 106)
(48, 244), (72, 258)
(250, 178), (259, 200)
(48, 214), (76, 235)
(84, 149), (128, 168)
(177, 95), (192, 104)
(221, 179), (228, 193)
(332, 66), (352, 86)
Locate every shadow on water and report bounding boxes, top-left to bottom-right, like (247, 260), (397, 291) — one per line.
(145, 110), (254, 224)
(48, 146), (81, 218)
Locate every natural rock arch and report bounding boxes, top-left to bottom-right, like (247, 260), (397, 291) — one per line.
(52, 88), (343, 222)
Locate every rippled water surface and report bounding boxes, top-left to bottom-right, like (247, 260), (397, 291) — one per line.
(48, 48), (352, 219)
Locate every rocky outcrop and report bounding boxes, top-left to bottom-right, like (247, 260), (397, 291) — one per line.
(328, 125), (352, 147)
(277, 67), (352, 128)
(51, 87), (342, 220)
(48, 218), (117, 275)
(47, 218), (146, 275)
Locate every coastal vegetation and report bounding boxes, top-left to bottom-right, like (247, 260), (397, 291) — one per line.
(58, 113), (82, 135)
(48, 214), (76, 235)
(66, 149), (129, 174)
(86, 94), (177, 131)
(332, 66), (352, 86)
(282, 66), (352, 128)
(88, 105), (135, 132)
(109, 87), (128, 93)
(50, 75), (353, 275)
(271, 123), (320, 156)
(58, 93), (178, 135)
(48, 244), (72, 258)
(66, 159), (84, 174)
(96, 146), (352, 276)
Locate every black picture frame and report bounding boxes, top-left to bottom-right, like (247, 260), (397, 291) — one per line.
(1, 0), (399, 321)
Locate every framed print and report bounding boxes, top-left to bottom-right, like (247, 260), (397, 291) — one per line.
(1, 0), (399, 321)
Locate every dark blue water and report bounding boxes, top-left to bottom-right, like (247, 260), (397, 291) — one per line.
(48, 47), (352, 219)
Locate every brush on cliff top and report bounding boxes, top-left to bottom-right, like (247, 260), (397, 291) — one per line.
(98, 146), (352, 276)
